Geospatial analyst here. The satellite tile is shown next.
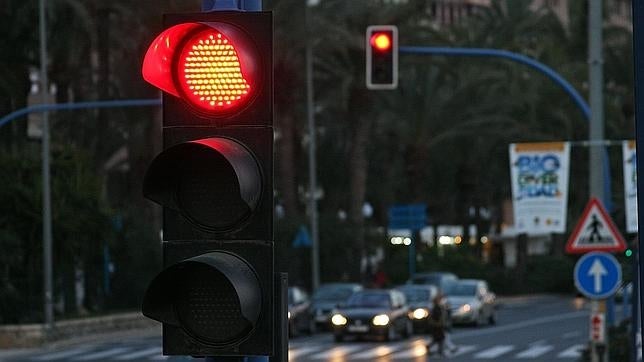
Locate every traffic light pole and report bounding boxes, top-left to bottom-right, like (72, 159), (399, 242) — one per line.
(632, 0), (644, 360)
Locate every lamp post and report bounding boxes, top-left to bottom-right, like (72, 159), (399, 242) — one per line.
(305, 0), (320, 291)
(39, 0), (54, 331)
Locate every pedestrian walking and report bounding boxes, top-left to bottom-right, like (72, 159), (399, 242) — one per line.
(426, 293), (447, 357)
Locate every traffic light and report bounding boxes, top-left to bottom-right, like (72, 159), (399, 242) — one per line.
(140, 11), (274, 357)
(366, 25), (398, 90)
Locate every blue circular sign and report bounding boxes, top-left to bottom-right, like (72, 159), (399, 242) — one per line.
(574, 252), (622, 299)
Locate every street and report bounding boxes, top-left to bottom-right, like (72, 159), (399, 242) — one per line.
(5, 295), (590, 362)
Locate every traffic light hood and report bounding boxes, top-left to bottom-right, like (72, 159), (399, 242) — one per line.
(142, 21), (262, 114)
(143, 137), (262, 233)
(142, 251), (262, 346)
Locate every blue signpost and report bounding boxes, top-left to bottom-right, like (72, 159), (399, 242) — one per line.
(388, 204), (427, 278)
(574, 252), (622, 299)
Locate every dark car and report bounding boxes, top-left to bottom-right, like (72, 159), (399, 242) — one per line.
(407, 271), (458, 292)
(395, 284), (439, 333)
(288, 286), (314, 336)
(330, 289), (412, 342)
(310, 283), (363, 329)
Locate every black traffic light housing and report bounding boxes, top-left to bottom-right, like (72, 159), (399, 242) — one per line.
(366, 25), (398, 90)
(140, 10), (274, 357)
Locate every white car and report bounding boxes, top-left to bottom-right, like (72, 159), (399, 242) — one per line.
(445, 279), (496, 326)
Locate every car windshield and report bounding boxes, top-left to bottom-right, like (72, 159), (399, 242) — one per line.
(312, 286), (354, 302)
(445, 283), (477, 296)
(411, 275), (440, 285)
(346, 293), (391, 308)
(400, 288), (430, 303)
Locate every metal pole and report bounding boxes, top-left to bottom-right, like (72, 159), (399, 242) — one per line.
(588, 1), (605, 360)
(39, 0), (54, 331)
(305, 4), (320, 291)
(631, 0), (644, 359)
(588, 0), (605, 203)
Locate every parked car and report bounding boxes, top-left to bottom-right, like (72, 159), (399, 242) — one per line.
(445, 279), (496, 326)
(288, 286), (314, 336)
(310, 283), (363, 330)
(330, 289), (412, 342)
(395, 284), (440, 333)
(407, 271), (458, 292)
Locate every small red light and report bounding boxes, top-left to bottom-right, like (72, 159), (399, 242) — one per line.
(178, 29), (251, 111)
(370, 33), (391, 52)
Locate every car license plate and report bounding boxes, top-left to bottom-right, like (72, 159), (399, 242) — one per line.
(347, 325), (369, 332)
(315, 315), (327, 322)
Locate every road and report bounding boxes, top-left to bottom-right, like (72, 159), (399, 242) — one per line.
(4, 295), (591, 362)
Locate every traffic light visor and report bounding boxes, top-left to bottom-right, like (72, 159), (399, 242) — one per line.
(143, 137), (262, 233)
(143, 22), (261, 114)
(142, 252), (262, 346)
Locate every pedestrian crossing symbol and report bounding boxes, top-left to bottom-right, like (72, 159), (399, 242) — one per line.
(565, 198), (627, 254)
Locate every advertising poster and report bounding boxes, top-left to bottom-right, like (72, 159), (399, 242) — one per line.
(623, 140), (638, 233)
(509, 142), (570, 234)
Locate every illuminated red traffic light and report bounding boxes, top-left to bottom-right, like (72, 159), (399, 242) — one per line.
(370, 33), (392, 52)
(142, 22), (260, 114)
(140, 11), (275, 357)
(366, 25), (398, 90)
(179, 30), (251, 111)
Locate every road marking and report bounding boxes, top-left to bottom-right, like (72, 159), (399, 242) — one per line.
(32, 347), (92, 361)
(450, 345), (477, 356)
(351, 343), (405, 359)
(562, 331), (581, 339)
(288, 346), (326, 360)
(453, 311), (587, 339)
(557, 344), (584, 358)
(473, 345), (515, 359)
(71, 347), (132, 361)
(390, 339), (429, 359)
(148, 355), (169, 360)
(528, 339), (547, 346)
(114, 347), (162, 360)
(515, 345), (554, 358)
(308, 345), (362, 359)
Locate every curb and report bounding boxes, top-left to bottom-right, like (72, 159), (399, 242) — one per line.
(0, 312), (158, 350)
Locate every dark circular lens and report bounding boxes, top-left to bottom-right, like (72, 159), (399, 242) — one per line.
(176, 149), (251, 230)
(173, 263), (252, 345)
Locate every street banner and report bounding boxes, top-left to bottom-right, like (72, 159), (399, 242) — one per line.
(509, 142), (570, 234)
(623, 140), (638, 233)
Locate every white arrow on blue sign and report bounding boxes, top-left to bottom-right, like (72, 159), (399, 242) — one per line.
(573, 251), (622, 299)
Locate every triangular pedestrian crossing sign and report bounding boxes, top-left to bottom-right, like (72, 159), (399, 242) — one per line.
(565, 197), (627, 254)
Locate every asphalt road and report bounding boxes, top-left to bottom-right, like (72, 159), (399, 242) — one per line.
(2, 295), (593, 362)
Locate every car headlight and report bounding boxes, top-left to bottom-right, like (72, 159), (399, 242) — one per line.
(461, 304), (471, 313)
(412, 308), (429, 320)
(288, 311), (291, 320)
(331, 314), (347, 326)
(372, 314), (390, 326)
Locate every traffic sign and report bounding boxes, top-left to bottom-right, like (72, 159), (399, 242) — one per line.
(590, 313), (605, 343)
(293, 226), (312, 248)
(388, 204), (427, 230)
(574, 252), (622, 299)
(565, 197), (627, 254)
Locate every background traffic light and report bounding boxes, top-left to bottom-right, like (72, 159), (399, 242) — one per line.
(140, 11), (274, 357)
(366, 25), (398, 90)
